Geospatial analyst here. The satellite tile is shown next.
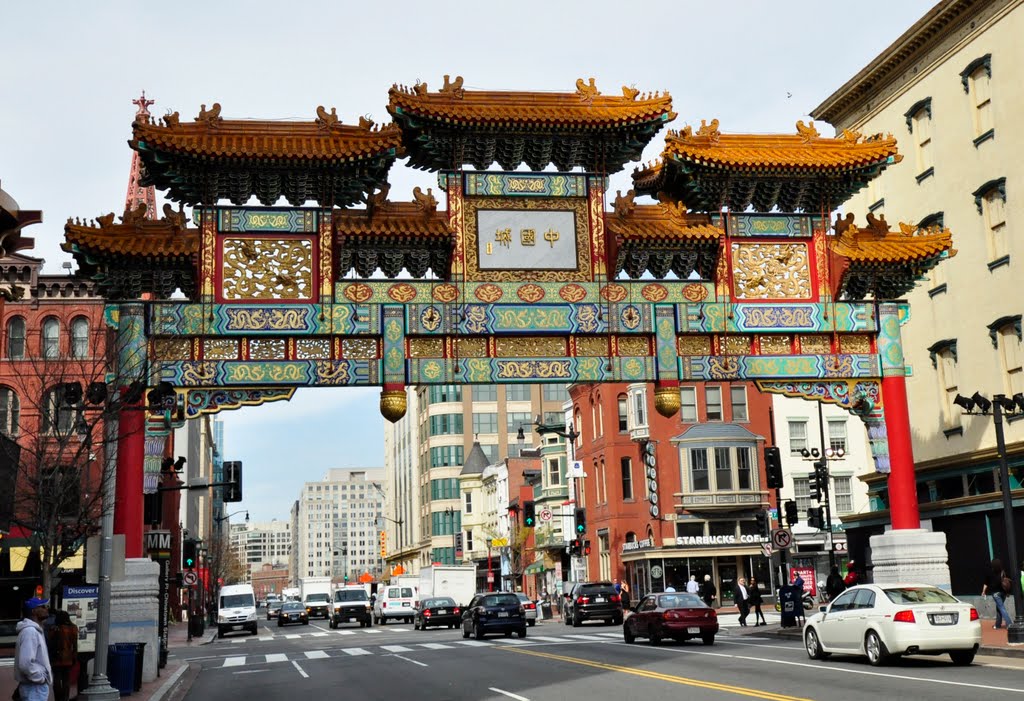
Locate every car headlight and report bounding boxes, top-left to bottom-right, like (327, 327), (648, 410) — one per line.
(218, 614), (227, 623)
(246, 612), (256, 621)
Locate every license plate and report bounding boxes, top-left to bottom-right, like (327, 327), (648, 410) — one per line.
(498, 612), (509, 618)
(595, 597), (605, 603)
(232, 625), (242, 630)
(931, 614), (954, 625)
(687, 627), (700, 634)
(437, 609), (447, 614)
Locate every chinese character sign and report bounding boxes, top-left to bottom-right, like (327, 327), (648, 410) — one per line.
(477, 210), (577, 270)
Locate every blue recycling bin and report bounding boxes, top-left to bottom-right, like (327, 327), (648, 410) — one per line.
(778, 585), (799, 629)
(107, 643), (136, 696)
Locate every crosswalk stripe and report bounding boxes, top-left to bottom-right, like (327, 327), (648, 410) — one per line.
(284, 634), (300, 639)
(564, 634), (606, 640)
(528, 636), (567, 642)
(594, 632), (622, 638)
(342, 647), (372, 656)
(304, 650), (329, 659)
(380, 645), (413, 653)
(222, 656), (246, 667)
(492, 638), (528, 645)
(311, 632), (328, 637)
(265, 653), (288, 663)
(335, 630), (355, 636)
(419, 643), (453, 650)
(231, 638), (247, 644)
(362, 629), (381, 634)
(258, 637), (274, 642)
(454, 640), (492, 647)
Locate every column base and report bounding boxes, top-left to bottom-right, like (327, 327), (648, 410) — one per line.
(78, 678), (122, 701)
(869, 528), (951, 590)
(110, 558), (161, 683)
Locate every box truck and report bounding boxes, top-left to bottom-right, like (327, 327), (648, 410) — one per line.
(299, 576), (332, 619)
(418, 565), (477, 607)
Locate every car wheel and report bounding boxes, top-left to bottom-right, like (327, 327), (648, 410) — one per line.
(329, 619), (335, 629)
(528, 620), (535, 627)
(623, 623), (636, 644)
(267, 615), (271, 621)
(572, 614), (582, 628)
(804, 628), (827, 660)
(462, 622), (470, 639)
(701, 634), (715, 646)
(303, 620), (309, 625)
(865, 630), (890, 666)
(474, 621), (485, 640)
(517, 628), (526, 639)
(277, 621), (283, 627)
(950, 649), (976, 666)
(649, 626), (662, 646)
(612, 615), (623, 626)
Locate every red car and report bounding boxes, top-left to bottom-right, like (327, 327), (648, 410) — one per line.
(623, 592), (718, 646)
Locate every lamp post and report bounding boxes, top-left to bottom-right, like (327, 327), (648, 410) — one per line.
(486, 538), (494, 592)
(533, 416), (581, 583)
(444, 506), (455, 565)
(213, 510), (249, 528)
(954, 392), (1024, 643)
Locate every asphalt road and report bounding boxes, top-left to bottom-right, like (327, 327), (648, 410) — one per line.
(170, 613), (1024, 701)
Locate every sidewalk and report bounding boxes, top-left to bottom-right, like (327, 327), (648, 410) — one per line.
(0, 622), (214, 701)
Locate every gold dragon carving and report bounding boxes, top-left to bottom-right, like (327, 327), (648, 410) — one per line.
(731, 243), (811, 300)
(222, 238), (312, 300)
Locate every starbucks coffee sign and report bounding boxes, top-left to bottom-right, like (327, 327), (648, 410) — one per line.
(676, 534), (768, 548)
(621, 537), (655, 553)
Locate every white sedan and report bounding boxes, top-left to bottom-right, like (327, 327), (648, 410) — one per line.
(803, 583), (981, 666)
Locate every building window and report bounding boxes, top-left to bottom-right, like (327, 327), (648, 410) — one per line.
(506, 385), (531, 402)
(429, 413), (463, 436)
(788, 420), (808, 456)
(706, 386), (722, 421)
(506, 411), (531, 433)
(992, 318), (1024, 395)
(429, 445), (464, 468)
(473, 385), (497, 402)
(973, 178), (1008, 263)
(464, 491), (473, 514)
(713, 447), (732, 490)
(472, 412), (498, 434)
(736, 447), (752, 490)
(6, 317), (25, 360)
(70, 317), (89, 359)
(543, 384), (568, 402)
(547, 457), (562, 487)
(730, 385), (748, 422)
(479, 443), (498, 463)
(430, 511), (461, 536)
(598, 532), (610, 580)
(689, 449), (709, 491)
(827, 420), (847, 454)
(428, 385), (461, 404)
(929, 340), (959, 429)
(42, 386), (80, 436)
(794, 477), (810, 515)
(543, 411), (563, 427)
(465, 531), (474, 552)
(42, 317), (60, 359)
(430, 478), (460, 500)
(632, 392), (646, 428)
(833, 477), (853, 514)
(0, 388), (20, 436)
(912, 107), (933, 177)
(680, 387), (697, 423)
(961, 54), (993, 138)
(617, 395), (628, 432)
(620, 457), (633, 500)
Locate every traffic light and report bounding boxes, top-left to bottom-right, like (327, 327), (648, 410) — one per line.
(60, 382), (83, 407)
(224, 461), (243, 502)
(583, 540), (592, 556)
(764, 446), (783, 489)
(573, 507), (586, 535)
(808, 473), (824, 502)
(807, 507), (824, 530)
(344, 575), (349, 583)
(523, 500), (536, 528)
(183, 539), (197, 569)
(784, 500), (798, 528)
(809, 460), (828, 502)
(569, 538), (581, 556)
(754, 511), (770, 538)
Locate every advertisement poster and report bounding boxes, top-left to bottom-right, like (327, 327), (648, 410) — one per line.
(63, 585), (99, 653)
(790, 567), (817, 597)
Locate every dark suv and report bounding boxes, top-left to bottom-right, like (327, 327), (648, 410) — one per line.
(461, 592), (527, 640)
(565, 581), (623, 627)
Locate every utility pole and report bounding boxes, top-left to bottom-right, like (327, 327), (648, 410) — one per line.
(816, 402), (837, 572)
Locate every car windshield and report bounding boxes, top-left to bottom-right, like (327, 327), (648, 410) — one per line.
(221, 594), (254, 608)
(282, 602), (304, 611)
(658, 593), (706, 609)
(268, 601), (282, 608)
(305, 594), (330, 602)
(578, 584), (615, 595)
(425, 598), (456, 607)
(883, 587), (959, 604)
(334, 590), (367, 602)
(482, 594), (519, 607)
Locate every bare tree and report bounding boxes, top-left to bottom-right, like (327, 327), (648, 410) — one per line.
(206, 527), (246, 588)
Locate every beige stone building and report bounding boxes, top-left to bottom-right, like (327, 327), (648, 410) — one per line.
(812, 0), (1023, 593)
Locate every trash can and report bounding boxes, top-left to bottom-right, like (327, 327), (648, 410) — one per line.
(107, 643), (136, 696)
(131, 643), (146, 692)
(778, 585), (799, 629)
(540, 601), (552, 620)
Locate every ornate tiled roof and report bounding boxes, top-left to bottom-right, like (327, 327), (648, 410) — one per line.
(388, 77), (675, 173)
(333, 188), (451, 240)
(633, 121), (901, 212)
(132, 105), (401, 207)
(63, 208), (199, 258)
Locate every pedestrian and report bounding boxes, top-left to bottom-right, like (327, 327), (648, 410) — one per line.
(981, 558), (1011, 630)
(843, 561), (859, 588)
(734, 577), (750, 627)
(48, 610), (78, 701)
(793, 574), (807, 625)
(613, 579), (622, 595)
(825, 565), (845, 602)
(15, 596), (53, 701)
(701, 574), (717, 608)
(664, 580), (676, 592)
(686, 575), (700, 594)
(748, 577), (767, 626)
(620, 582), (631, 610)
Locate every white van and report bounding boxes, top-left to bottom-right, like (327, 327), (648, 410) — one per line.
(373, 583), (417, 625)
(217, 583), (258, 638)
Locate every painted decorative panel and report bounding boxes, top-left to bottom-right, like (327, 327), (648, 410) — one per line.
(454, 338), (487, 358)
(221, 238), (313, 300)
(616, 336), (649, 357)
(679, 336), (712, 356)
(732, 243), (811, 300)
(153, 338), (191, 361)
(724, 335), (753, 355)
(759, 335), (791, 354)
(296, 339), (331, 359)
(342, 338), (378, 359)
(250, 339), (286, 360)
(799, 335), (831, 354)
(464, 173), (587, 197)
(203, 339), (238, 360)
(575, 336), (609, 357)
(496, 337), (566, 358)
(409, 338), (444, 358)
(218, 208), (318, 233)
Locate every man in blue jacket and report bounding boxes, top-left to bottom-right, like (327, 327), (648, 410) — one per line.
(15, 597), (53, 701)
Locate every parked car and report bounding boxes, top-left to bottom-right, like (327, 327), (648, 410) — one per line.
(330, 588), (372, 629)
(803, 584), (981, 666)
(415, 597), (461, 630)
(266, 600), (284, 620)
(461, 592), (527, 640)
(277, 601), (309, 627)
(564, 581), (623, 627)
(623, 592), (718, 646)
(515, 593), (538, 626)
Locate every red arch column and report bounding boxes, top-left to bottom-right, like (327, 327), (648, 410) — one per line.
(114, 397), (145, 558)
(878, 303), (920, 530)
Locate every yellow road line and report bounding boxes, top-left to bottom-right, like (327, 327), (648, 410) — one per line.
(499, 647), (813, 701)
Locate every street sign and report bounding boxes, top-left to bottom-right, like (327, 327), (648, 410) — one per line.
(182, 571), (198, 586)
(490, 537), (509, 547)
(761, 543), (774, 559)
(833, 540), (848, 552)
(569, 460), (584, 478)
(539, 508), (553, 522)
(771, 528), (793, 550)
(487, 572), (494, 583)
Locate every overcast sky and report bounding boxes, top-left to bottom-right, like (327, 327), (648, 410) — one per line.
(1, 1), (936, 522)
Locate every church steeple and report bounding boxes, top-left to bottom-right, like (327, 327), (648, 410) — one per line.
(125, 91), (157, 220)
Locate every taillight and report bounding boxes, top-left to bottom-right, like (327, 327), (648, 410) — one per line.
(382, 602), (387, 608)
(663, 611), (678, 621)
(453, 607), (460, 615)
(970, 608), (979, 621)
(610, 594), (621, 603)
(424, 610), (432, 617)
(893, 610), (916, 623)
(577, 596), (589, 604)
(525, 603), (536, 610)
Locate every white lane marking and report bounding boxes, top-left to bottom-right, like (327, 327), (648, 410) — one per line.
(231, 638), (246, 644)
(291, 660), (309, 679)
(265, 653), (288, 663)
(493, 638), (529, 645)
(594, 632), (622, 638)
(335, 630), (355, 636)
(304, 650), (328, 659)
(455, 640), (492, 647)
(310, 632), (328, 637)
(342, 647), (372, 656)
(529, 636), (570, 643)
(310, 623), (332, 633)
(564, 634), (606, 640)
(258, 636), (274, 642)
(380, 645), (413, 653)
(222, 656), (246, 667)
(392, 654), (428, 668)
(419, 643), (454, 650)
(489, 688), (529, 701)
(362, 629), (381, 634)
(233, 670), (269, 675)
(285, 634), (300, 639)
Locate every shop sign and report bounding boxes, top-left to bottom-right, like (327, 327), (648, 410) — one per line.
(675, 534), (768, 548)
(621, 537), (654, 553)
(63, 585), (98, 653)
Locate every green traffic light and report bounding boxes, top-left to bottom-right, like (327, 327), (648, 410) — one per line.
(576, 525), (584, 533)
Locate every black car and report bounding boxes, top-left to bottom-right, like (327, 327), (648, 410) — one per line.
(564, 581), (624, 627)
(461, 592), (527, 640)
(266, 600), (284, 620)
(415, 597), (461, 630)
(277, 601), (309, 627)
(330, 588), (372, 629)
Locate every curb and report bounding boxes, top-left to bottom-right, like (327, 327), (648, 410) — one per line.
(765, 626), (1024, 659)
(149, 663), (189, 701)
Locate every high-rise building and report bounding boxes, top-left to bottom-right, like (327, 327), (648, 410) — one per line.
(229, 519), (292, 581)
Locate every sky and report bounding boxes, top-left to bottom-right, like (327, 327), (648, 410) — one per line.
(1, 0), (937, 522)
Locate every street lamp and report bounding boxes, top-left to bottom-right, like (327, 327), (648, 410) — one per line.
(954, 392), (1024, 643)
(486, 538), (494, 592)
(214, 510), (249, 527)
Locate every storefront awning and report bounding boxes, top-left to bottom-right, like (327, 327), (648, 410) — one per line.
(523, 561), (545, 575)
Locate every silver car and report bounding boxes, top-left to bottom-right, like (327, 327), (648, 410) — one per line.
(516, 593), (538, 626)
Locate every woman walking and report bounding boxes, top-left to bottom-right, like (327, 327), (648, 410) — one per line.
(748, 577), (767, 626)
(47, 610), (78, 701)
(982, 558), (1011, 629)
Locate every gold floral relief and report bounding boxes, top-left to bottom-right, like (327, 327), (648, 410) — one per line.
(496, 337), (566, 358)
(409, 338), (444, 358)
(203, 339), (238, 360)
(678, 336), (712, 356)
(724, 335), (752, 355)
(841, 335), (872, 354)
(617, 336), (649, 357)
(759, 335), (791, 355)
(575, 336), (609, 357)
(249, 338), (287, 360)
(799, 335), (831, 354)
(221, 238), (313, 300)
(455, 338), (488, 358)
(153, 339), (191, 361)
(342, 338), (378, 359)
(296, 339), (331, 359)
(731, 243), (811, 300)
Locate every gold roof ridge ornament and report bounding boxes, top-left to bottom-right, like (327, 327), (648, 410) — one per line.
(575, 77), (600, 105)
(195, 102), (223, 127)
(316, 105), (340, 130)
